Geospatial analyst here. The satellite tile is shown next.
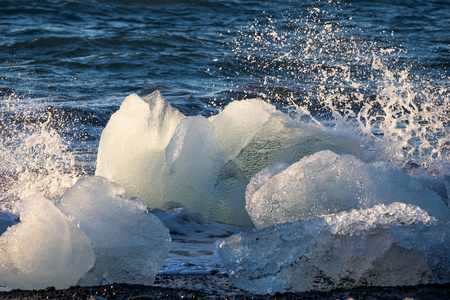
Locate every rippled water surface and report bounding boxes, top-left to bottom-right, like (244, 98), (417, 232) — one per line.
(1, 0), (449, 200)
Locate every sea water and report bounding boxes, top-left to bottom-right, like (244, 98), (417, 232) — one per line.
(0, 0), (449, 282)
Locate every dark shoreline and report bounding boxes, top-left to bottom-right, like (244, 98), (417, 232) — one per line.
(0, 275), (449, 300)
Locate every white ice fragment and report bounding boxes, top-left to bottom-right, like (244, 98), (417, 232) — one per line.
(323, 202), (437, 235)
(246, 150), (450, 228)
(0, 195), (95, 290)
(96, 90), (185, 205)
(96, 91), (252, 226)
(219, 203), (450, 294)
(57, 176), (171, 286)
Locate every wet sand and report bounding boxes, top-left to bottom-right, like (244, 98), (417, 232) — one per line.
(0, 275), (449, 299)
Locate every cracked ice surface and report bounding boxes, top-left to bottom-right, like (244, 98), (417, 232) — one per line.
(218, 203), (450, 295)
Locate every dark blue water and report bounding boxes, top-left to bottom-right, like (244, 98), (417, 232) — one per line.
(0, 0), (449, 185)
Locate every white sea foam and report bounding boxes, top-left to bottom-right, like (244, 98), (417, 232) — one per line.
(0, 96), (80, 207)
(230, 2), (450, 175)
(150, 202), (247, 275)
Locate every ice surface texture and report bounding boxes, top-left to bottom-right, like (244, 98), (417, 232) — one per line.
(0, 195), (95, 290)
(96, 90), (184, 212)
(247, 150), (450, 228)
(96, 91), (361, 226)
(57, 176), (171, 286)
(219, 203), (450, 294)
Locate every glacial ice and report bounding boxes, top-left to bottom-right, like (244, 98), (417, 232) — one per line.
(96, 90), (184, 208)
(246, 150), (450, 228)
(218, 203), (450, 294)
(97, 91), (362, 226)
(0, 195), (95, 290)
(211, 98), (362, 179)
(165, 116), (251, 226)
(57, 176), (171, 286)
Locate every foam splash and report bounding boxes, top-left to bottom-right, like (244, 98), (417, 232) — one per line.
(229, 1), (450, 176)
(0, 94), (80, 208)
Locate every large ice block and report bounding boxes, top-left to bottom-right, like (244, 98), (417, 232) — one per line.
(57, 176), (171, 286)
(0, 195), (95, 290)
(246, 150), (450, 228)
(219, 203), (450, 294)
(97, 92), (362, 226)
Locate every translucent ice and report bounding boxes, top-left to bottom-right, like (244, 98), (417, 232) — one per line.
(96, 90), (184, 207)
(246, 150), (450, 228)
(57, 176), (171, 286)
(97, 92), (362, 226)
(218, 203), (450, 294)
(165, 116), (251, 226)
(211, 98), (362, 179)
(0, 195), (95, 290)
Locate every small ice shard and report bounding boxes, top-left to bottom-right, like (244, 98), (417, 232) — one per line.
(246, 150), (450, 228)
(57, 176), (171, 286)
(218, 203), (450, 294)
(0, 195), (95, 290)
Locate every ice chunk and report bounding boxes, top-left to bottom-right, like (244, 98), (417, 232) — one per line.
(97, 93), (362, 226)
(96, 91), (252, 226)
(247, 150), (450, 228)
(165, 116), (252, 226)
(57, 176), (171, 286)
(0, 195), (95, 290)
(96, 90), (185, 206)
(95, 91), (251, 226)
(218, 203), (450, 294)
(212, 99), (362, 179)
